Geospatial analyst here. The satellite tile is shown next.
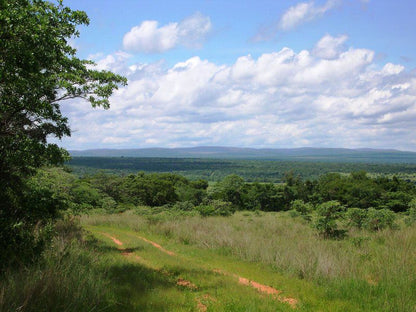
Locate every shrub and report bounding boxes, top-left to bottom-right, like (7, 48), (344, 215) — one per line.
(364, 208), (397, 231)
(291, 199), (313, 215)
(345, 208), (367, 229)
(314, 200), (346, 239)
(405, 198), (416, 226)
(196, 200), (234, 217)
(172, 201), (195, 211)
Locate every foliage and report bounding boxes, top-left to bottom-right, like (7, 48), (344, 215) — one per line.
(244, 182), (285, 211)
(0, 0), (126, 268)
(0, 0), (126, 183)
(314, 201), (346, 239)
(405, 198), (416, 225)
(68, 156), (416, 182)
(345, 208), (367, 229)
(196, 200), (234, 217)
(346, 207), (397, 231)
(363, 208), (397, 231)
(210, 174), (245, 209)
(291, 199), (313, 215)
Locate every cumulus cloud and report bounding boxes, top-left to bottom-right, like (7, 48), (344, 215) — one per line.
(312, 34), (348, 59)
(60, 35), (416, 151)
(122, 12), (211, 53)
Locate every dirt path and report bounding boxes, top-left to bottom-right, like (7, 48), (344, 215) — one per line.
(99, 231), (206, 311)
(100, 232), (123, 246)
(136, 235), (175, 256)
(214, 269), (297, 308)
(99, 231), (297, 309)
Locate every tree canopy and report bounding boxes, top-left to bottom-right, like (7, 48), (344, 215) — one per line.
(0, 0), (126, 267)
(0, 0), (126, 182)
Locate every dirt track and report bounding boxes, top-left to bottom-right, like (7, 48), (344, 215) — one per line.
(99, 231), (297, 309)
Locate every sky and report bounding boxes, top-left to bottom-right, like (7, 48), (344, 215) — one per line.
(57, 0), (416, 151)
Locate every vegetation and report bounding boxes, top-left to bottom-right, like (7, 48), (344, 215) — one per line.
(68, 156), (416, 182)
(7, 166), (414, 241)
(1, 1), (416, 311)
(78, 211), (416, 311)
(0, 0), (126, 269)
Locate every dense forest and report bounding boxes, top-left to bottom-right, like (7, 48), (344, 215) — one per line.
(68, 156), (416, 182)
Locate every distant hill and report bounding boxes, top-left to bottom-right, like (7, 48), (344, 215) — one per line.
(69, 146), (416, 163)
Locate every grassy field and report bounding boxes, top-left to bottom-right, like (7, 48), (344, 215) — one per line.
(2, 210), (414, 311)
(78, 210), (416, 311)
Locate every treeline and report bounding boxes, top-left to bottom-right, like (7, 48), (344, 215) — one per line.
(34, 168), (416, 220)
(3, 165), (414, 268)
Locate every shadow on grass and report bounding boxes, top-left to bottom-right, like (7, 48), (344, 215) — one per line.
(105, 262), (175, 311)
(85, 237), (186, 311)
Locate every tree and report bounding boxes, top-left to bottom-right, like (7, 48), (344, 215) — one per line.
(0, 0), (126, 267)
(210, 175), (246, 209)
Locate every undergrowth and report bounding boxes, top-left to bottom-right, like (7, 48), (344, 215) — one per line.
(0, 218), (115, 312)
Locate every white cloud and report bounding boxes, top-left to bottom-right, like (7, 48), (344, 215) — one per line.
(252, 0), (340, 41)
(91, 51), (131, 71)
(59, 35), (416, 151)
(312, 34), (348, 59)
(279, 0), (340, 31)
(177, 12), (212, 48)
(122, 12), (211, 53)
(279, 2), (314, 31)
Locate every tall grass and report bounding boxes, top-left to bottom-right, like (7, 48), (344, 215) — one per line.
(0, 219), (115, 312)
(82, 210), (416, 310)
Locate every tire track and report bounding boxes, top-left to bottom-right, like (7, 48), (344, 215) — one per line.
(99, 231), (208, 311)
(98, 230), (297, 309)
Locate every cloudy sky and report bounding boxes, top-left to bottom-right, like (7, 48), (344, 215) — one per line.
(59, 0), (416, 151)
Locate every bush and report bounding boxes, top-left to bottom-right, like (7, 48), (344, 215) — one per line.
(364, 208), (397, 231)
(405, 198), (416, 226)
(291, 199), (313, 215)
(314, 201), (346, 239)
(345, 208), (367, 229)
(100, 196), (117, 211)
(405, 207), (416, 226)
(172, 201), (195, 211)
(196, 200), (234, 217)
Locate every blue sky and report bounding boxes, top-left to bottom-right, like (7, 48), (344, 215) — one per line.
(59, 0), (416, 151)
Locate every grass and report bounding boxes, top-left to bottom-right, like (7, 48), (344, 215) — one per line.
(3, 211), (415, 311)
(87, 225), (301, 311)
(0, 219), (116, 312)
(81, 210), (416, 311)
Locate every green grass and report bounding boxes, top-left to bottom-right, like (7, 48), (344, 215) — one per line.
(3, 212), (414, 311)
(0, 219), (116, 312)
(87, 225), (301, 311)
(81, 210), (416, 311)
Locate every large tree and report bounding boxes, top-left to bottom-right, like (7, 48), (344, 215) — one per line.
(0, 0), (127, 266)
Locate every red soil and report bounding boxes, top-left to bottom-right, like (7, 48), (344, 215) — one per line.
(177, 278), (198, 290)
(215, 268), (298, 308)
(100, 232), (123, 246)
(99, 231), (297, 308)
(137, 235), (176, 256)
(195, 298), (207, 312)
